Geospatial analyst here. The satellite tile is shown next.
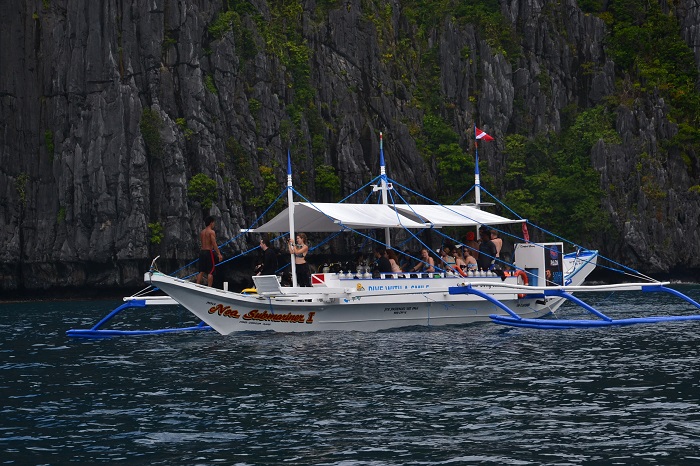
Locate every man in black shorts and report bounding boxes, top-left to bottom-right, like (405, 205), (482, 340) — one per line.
(196, 216), (223, 286)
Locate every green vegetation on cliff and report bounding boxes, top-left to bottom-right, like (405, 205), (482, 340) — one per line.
(503, 106), (620, 244)
(187, 173), (218, 211)
(604, 1), (700, 167)
(139, 108), (163, 159)
(148, 222), (164, 245)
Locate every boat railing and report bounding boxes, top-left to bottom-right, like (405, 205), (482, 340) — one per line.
(316, 271), (505, 280)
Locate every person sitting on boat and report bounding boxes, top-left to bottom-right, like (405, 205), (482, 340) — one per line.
(257, 237), (278, 276)
(477, 227), (497, 271)
(373, 246), (393, 276)
(410, 247), (435, 274)
(438, 246), (458, 274)
(386, 249), (403, 276)
(443, 246), (457, 267)
(462, 247), (478, 272)
(399, 249), (413, 272)
(288, 232), (311, 286)
(452, 248), (469, 277)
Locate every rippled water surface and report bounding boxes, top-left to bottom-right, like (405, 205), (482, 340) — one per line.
(2, 286), (700, 465)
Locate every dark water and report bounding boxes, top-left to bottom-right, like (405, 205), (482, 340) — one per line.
(2, 285), (700, 465)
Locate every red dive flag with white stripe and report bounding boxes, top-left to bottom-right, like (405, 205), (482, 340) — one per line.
(475, 127), (494, 141)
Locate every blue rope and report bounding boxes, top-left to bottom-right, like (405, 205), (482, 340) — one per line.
(474, 185), (652, 279)
(451, 184), (476, 205)
(339, 175), (383, 203)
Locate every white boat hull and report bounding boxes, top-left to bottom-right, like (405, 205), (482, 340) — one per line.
(147, 252), (596, 334)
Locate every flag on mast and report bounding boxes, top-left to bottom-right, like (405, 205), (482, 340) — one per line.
(475, 127), (494, 141)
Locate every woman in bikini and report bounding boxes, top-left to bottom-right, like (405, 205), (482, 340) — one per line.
(288, 232), (310, 286)
(463, 247), (478, 272)
(452, 248), (468, 277)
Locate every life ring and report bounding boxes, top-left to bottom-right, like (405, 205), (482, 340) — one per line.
(514, 270), (528, 299)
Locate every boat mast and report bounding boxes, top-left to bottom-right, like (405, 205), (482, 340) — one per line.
(287, 150), (298, 287)
(379, 132), (391, 249)
(473, 124), (482, 210)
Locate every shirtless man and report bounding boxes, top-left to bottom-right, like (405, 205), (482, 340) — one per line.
(196, 216), (223, 286)
(490, 229), (503, 258)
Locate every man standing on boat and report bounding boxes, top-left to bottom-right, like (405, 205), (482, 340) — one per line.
(257, 237), (278, 276)
(196, 216), (223, 287)
(490, 229), (503, 258)
(477, 227), (497, 271)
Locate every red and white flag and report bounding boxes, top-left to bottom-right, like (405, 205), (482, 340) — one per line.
(475, 127), (494, 141)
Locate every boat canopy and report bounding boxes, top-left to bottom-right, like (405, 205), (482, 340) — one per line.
(394, 205), (525, 228)
(249, 202), (524, 233)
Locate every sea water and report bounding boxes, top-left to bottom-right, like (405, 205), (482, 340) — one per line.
(2, 285), (700, 465)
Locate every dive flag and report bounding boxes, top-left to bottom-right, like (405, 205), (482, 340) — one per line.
(475, 127), (494, 141)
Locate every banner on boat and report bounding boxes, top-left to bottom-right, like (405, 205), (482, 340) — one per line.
(544, 244), (563, 286)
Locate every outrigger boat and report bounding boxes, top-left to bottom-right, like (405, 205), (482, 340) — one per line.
(145, 247), (597, 333)
(68, 131), (700, 337)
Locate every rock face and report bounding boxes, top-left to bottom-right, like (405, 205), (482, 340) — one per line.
(0, 0), (698, 292)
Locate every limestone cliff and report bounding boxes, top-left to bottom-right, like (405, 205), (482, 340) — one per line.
(1, 0), (698, 292)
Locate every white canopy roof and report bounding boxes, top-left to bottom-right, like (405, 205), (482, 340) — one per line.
(393, 204), (525, 228)
(249, 202), (523, 233)
(250, 203), (427, 232)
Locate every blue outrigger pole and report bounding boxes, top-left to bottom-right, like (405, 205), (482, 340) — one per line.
(65, 298), (212, 338)
(66, 257), (213, 338)
(449, 282), (700, 329)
